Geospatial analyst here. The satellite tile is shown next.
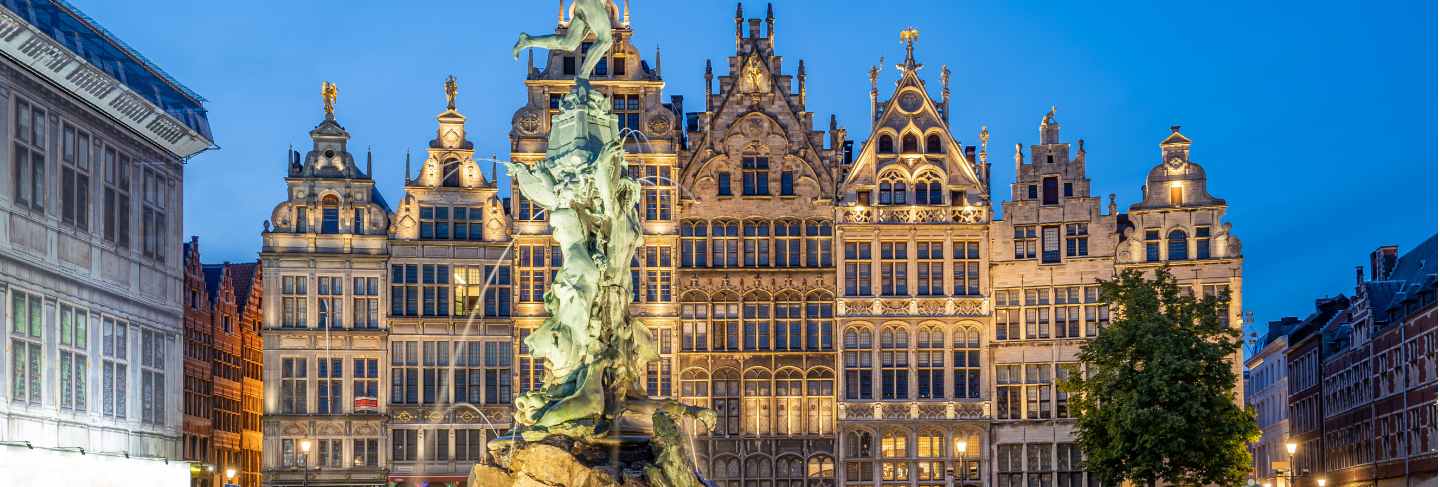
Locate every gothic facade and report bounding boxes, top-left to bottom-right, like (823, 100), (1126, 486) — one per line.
(258, 3), (1244, 487)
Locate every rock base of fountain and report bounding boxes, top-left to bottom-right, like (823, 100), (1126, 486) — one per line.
(470, 433), (706, 487)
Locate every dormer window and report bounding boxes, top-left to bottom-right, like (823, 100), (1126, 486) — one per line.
(442, 159), (460, 187)
(878, 135), (895, 154)
(925, 134), (943, 154)
(1169, 184), (1183, 206)
(1042, 177), (1059, 205)
(902, 134), (919, 153)
(613, 54), (626, 76)
(320, 195), (340, 234)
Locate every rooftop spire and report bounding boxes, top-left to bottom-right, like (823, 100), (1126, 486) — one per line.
(735, 3), (744, 50)
(900, 27), (920, 67)
(655, 44), (662, 77)
(766, 3), (775, 41)
(623, 0), (631, 25)
(558, 0), (565, 24)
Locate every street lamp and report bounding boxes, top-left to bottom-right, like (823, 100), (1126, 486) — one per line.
(1284, 441), (1299, 487)
(1316, 478), (1326, 487)
(224, 467), (237, 487)
(300, 440), (313, 487)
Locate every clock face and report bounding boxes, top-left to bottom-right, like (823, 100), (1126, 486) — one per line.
(898, 91), (923, 113)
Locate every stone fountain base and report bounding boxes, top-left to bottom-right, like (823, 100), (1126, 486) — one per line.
(470, 434), (705, 487)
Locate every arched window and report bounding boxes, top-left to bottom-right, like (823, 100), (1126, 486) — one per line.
(712, 369), (741, 436)
(916, 326), (945, 399)
(743, 291), (772, 351)
(880, 429), (910, 481)
(806, 455), (836, 487)
(877, 135), (895, 153)
(775, 368), (804, 435)
(712, 220), (740, 268)
(680, 220), (708, 267)
(902, 134), (919, 153)
(776, 455), (805, 487)
(319, 195), (340, 234)
(878, 173), (907, 205)
(681, 292), (709, 351)
(713, 455), (742, 487)
(845, 431), (875, 483)
(913, 173), (943, 205)
(925, 134), (943, 154)
(917, 429), (945, 483)
(679, 368), (710, 433)
(953, 327), (981, 399)
(775, 219), (802, 268)
(805, 291), (835, 351)
(712, 291), (740, 351)
(805, 368), (835, 435)
(745, 455), (773, 486)
(880, 327), (909, 400)
(804, 220), (833, 267)
(843, 327), (874, 400)
(441, 159), (460, 187)
(743, 220), (771, 267)
(743, 368), (773, 435)
(775, 291), (803, 351)
(1168, 229), (1189, 261)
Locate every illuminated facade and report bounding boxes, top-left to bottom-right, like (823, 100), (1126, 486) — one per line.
(257, 3), (1245, 487)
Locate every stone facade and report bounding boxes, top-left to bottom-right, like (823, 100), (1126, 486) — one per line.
(0, 0), (210, 481)
(257, 4), (1246, 487)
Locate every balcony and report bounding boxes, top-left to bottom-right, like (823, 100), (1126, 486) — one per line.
(839, 401), (991, 421)
(837, 205), (988, 225)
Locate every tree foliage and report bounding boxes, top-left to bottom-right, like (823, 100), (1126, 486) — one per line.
(1062, 269), (1259, 486)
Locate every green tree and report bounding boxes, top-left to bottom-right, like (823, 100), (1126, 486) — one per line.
(1062, 268), (1258, 487)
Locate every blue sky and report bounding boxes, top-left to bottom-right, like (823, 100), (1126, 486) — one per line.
(76, 0), (1436, 336)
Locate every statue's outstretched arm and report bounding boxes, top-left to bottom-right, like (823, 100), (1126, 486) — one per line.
(506, 162), (561, 210)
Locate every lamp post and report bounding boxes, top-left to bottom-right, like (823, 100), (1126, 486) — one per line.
(1285, 441), (1299, 487)
(224, 467), (237, 487)
(1316, 478), (1326, 487)
(300, 440), (313, 487)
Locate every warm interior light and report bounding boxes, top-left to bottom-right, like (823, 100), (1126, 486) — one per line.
(225, 467), (237, 480)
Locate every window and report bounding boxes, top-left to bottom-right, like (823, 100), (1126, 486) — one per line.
(877, 134), (895, 153)
(640, 245), (673, 303)
(844, 328), (873, 400)
(320, 197), (340, 234)
(390, 264), (450, 317)
(636, 163), (674, 221)
(925, 134), (943, 153)
(712, 294), (740, 351)
(994, 290), (1021, 341)
(353, 358), (379, 412)
(391, 429), (418, 462)
(390, 342), (419, 405)
(713, 370), (741, 436)
(100, 316), (127, 417)
(880, 430), (910, 481)
(680, 221), (708, 268)
(612, 53), (627, 76)
(60, 123), (92, 230)
(11, 290), (44, 405)
(916, 241), (944, 296)
(516, 244), (559, 303)
(916, 327), (944, 399)
(1027, 184), (1037, 200)
(317, 357), (343, 414)
(1013, 226), (1037, 259)
(484, 341), (512, 404)
(845, 242), (873, 297)
(953, 327), (981, 399)
(901, 134), (919, 153)
(353, 207), (366, 235)
(419, 206), (486, 241)
(1041, 225), (1061, 263)
(644, 345), (672, 397)
(775, 220), (801, 267)
(295, 207), (309, 233)
(1203, 284), (1231, 326)
(1055, 287), (1082, 339)
(681, 301), (708, 352)
(953, 240), (981, 296)
(59, 304), (89, 411)
(1168, 230), (1189, 260)
(913, 175), (942, 205)
(775, 295), (802, 351)
(879, 242), (908, 296)
(878, 175), (907, 205)
(996, 365), (1022, 420)
(1042, 177), (1059, 205)
(805, 369), (835, 435)
(742, 293), (771, 351)
(353, 438), (379, 467)
(11, 97), (46, 211)
(1025, 288), (1052, 339)
(717, 171), (732, 197)
(1063, 182), (1073, 197)
(613, 94), (641, 132)
(879, 327), (909, 400)
(780, 170), (795, 196)
(742, 154), (770, 196)
(805, 293), (835, 351)
(997, 445), (1024, 487)
(916, 430), (945, 482)
(1170, 185), (1183, 206)
(421, 341), (451, 404)
(102, 146), (131, 247)
(516, 330), (545, 394)
(1027, 443), (1055, 487)
(281, 276), (307, 328)
(455, 429), (485, 462)
(1025, 364), (1053, 419)
(352, 277), (380, 329)
(742, 369), (772, 434)
(280, 358), (307, 414)
(1056, 364), (1077, 418)
(514, 194), (546, 222)
(317, 439), (343, 468)
(712, 220), (740, 268)
(141, 168), (170, 261)
(1144, 229), (1161, 262)
(804, 220), (833, 267)
(845, 431), (875, 482)
(441, 159), (460, 187)
(316, 276), (344, 329)
(1196, 226), (1212, 259)
(742, 220), (770, 267)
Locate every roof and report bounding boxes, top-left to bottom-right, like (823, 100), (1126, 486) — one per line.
(201, 264), (225, 303)
(1382, 234), (1437, 316)
(1, 0), (211, 140)
(228, 262), (260, 306)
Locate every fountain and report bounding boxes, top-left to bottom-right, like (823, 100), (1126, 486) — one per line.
(468, 1), (715, 486)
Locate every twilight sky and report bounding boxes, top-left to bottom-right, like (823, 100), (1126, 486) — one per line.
(75, 0), (1436, 338)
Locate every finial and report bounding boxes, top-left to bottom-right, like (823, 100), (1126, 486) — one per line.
(1078, 139), (1086, 153)
(404, 149), (412, 183)
(1171, 125), (1182, 133)
(366, 145), (373, 178)
(490, 153), (498, 184)
(736, 2), (743, 20)
(1108, 193), (1118, 215)
(623, 0), (631, 24)
(655, 44), (662, 78)
(444, 75), (458, 110)
(829, 114), (837, 131)
(1043, 105), (1057, 125)
(766, 3), (775, 40)
(705, 58), (713, 76)
(558, 0), (565, 24)
(735, 3), (744, 49)
(900, 27), (920, 64)
(321, 81), (338, 119)
(979, 126), (990, 149)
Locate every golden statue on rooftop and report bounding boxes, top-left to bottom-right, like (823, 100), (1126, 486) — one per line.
(321, 81), (338, 119)
(445, 75), (458, 110)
